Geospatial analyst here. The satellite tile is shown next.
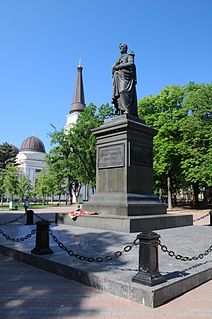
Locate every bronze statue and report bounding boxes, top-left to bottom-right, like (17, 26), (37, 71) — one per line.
(112, 43), (138, 117)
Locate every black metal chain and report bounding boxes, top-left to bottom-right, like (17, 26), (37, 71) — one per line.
(193, 212), (210, 223)
(0, 212), (27, 226)
(0, 228), (36, 243)
(33, 212), (46, 221)
(49, 229), (139, 263)
(158, 239), (212, 262)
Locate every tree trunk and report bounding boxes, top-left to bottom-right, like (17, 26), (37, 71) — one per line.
(193, 182), (200, 208)
(68, 175), (73, 205)
(159, 188), (163, 202)
(167, 174), (173, 209)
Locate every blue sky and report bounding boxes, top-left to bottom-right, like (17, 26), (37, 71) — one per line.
(0, 0), (211, 152)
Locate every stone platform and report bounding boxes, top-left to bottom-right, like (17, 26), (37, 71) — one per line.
(82, 115), (192, 232)
(0, 222), (212, 308)
(57, 212), (193, 232)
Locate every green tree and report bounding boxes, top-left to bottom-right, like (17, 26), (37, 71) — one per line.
(0, 142), (19, 169)
(138, 85), (185, 208)
(45, 168), (67, 203)
(138, 82), (212, 208)
(178, 82), (212, 206)
(48, 103), (114, 203)
(46, 155), (69, 203)
(47, 130), (77, 204)
(3, 164), (19, 201)
(35, 171), (49, 204)
(0, 168), (6, 205)
(17, 174), (33, 202)
(0, 143), (19, 204)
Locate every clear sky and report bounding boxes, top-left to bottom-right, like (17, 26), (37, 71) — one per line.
(0, 0), (211, 152)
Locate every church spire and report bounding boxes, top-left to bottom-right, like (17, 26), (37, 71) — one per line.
(70, 62), (86, 113)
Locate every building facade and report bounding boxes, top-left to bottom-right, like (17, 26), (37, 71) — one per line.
(64, 63), (93, 202)
(15, 63), (92, 203)
(16, 136), (47, 184)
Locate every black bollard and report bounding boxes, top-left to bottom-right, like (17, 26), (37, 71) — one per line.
(31, 220), (53, 255)
(210, 211), (212, 226)
(55, 213), (58, 225)
(132, 231), (166, 286)
(25, 209), (34, 225)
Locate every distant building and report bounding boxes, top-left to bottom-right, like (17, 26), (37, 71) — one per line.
(64, 62), (86, 132)
(64, 63), (93, 202)
(15, 63), (92, 203)
(16, 136), (47, 184)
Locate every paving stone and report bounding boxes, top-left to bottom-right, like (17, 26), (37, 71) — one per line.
(0, 207), (212, 317)
(1, 213), (212, 308)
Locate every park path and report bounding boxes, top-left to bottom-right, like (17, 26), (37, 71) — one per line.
(0, 252), (212, 319)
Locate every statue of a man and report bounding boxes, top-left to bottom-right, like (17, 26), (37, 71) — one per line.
(112, 43), (138, 117)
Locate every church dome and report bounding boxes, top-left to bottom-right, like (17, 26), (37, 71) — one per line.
(20, 136), (46, 153)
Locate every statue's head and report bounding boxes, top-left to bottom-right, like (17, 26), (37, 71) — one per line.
(119, 43), (128, 54)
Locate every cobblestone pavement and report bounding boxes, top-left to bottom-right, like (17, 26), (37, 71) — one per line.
(0, 253), (212, 319)
(0, 206), (212, 318)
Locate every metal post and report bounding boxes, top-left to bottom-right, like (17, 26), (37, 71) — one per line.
(31, 220), (53, 255)
(132, 231), (166, 286)
(25, 209), (34, 225)
(55, 213), (58, 225)
(210, 211), (212, 226)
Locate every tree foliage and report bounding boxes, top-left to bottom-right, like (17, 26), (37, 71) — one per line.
(35, 171), (49, 204)
(179, 83), (212, 187)
(17, 174), (33, 202)
(48, 103), (114, 202)
(0, 168), (6, 204)
(0, 143), (19, 203)
(3, 164), (19, 201)
(138, 82), (212, 207)
(0, 142), (18, 169)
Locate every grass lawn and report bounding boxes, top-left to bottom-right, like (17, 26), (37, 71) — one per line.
(0, 203), (69, 211)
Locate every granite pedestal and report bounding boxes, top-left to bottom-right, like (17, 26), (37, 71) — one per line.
(82, 114), (192, 232)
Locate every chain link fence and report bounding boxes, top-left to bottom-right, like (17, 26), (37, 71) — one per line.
(33, 212), (47, 221)
(193, 211), (210, 223)
(0, 210), (43, 244)
(0, 212), (27, 226)
(0, 228), (36, 243)
(0, 210), (50, 227)
(158, 239), (212, 262)
(1, 209), (212, 267)
(49, 228), (212, 265)
(49, 229), (140, 263)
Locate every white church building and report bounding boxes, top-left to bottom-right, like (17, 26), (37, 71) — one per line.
(16, 135), (47, 184)
(64, 63), (93, 202)
(16, 63), (92, 203)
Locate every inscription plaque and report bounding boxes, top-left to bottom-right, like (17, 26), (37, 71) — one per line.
(98, 144), (125, 168)
(130, 143), (152, 167)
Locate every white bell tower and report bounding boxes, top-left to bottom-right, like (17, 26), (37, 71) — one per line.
(64, 62), (86, 133)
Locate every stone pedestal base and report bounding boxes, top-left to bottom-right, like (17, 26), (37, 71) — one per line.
(57, 213), (193, 233)
(83, 192), (166, 216)
(80, 115), (193, 232)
